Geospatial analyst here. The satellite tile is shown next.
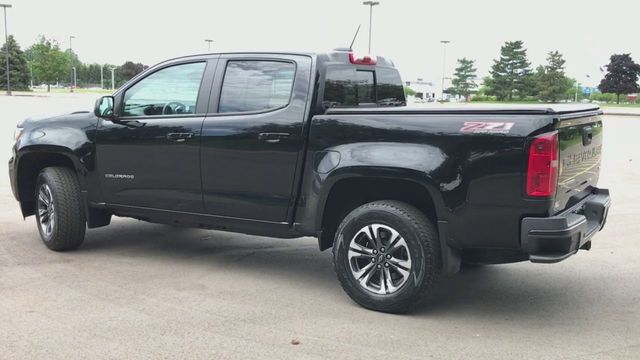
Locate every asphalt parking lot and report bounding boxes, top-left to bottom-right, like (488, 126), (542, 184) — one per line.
(0, 94), (639, 359)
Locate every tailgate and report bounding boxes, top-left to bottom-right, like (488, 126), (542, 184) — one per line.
(555, 114), (603, 213)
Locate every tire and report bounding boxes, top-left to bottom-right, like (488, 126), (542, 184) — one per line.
(332, 200), (441, 313)
(34, 167), (86, 251)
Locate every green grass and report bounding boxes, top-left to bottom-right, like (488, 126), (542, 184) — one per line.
(469, 100), (541, 105)
(469, 100), (640, 108)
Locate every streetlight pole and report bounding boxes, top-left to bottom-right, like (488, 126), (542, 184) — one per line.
(1, 3), (12, 96)
(69, 35), (75, 92)
(72, 66), (77, 89)
(440, 40), (450, 101)
(362, 1), (379, 53)
(205, 39), (213, 52)
(110, 67), (115, 91)
(100, 64), (104, 89)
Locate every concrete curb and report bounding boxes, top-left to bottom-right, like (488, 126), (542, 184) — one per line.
(602, 110), (640, 117)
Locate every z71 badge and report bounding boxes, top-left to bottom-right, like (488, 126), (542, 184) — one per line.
(460, 122), (514, 134)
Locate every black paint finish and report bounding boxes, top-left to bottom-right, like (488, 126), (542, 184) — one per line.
(199, 54), (313, 222)
(8, 50), (607, 264)
(95, 116), (206, 212)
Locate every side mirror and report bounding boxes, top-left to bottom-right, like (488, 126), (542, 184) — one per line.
(94, 96), (115, 119)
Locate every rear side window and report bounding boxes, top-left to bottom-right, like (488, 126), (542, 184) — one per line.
(376, 68), (405, 106)
(219, 60), (295, 113)
(323, 66), (405, 108)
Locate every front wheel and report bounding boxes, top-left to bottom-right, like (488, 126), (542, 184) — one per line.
(35, 167), (86, 251)
(332, 201), (441, 313)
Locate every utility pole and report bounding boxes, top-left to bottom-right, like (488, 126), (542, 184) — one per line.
(110, 67), (115, 91)
(100, 64), (104, 89)
(69, 35), (75, 92)
(362, 1), (379, 53)
(1, 3), (12, 96)
(205, 39), (213, 52)
(440, 40), (451, 101)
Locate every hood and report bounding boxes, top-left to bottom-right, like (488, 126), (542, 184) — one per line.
(18, 111), (94, 128)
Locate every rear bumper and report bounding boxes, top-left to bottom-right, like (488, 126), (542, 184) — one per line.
(521, 188), (611, 263)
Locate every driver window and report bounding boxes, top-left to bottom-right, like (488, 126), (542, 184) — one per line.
(122, 62), (206, 117)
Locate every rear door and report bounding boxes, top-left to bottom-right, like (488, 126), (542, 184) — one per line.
(200, 54), (312, 222)
(556, 114), (603, 212)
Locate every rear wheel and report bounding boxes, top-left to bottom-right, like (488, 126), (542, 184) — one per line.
(332, 200), (441, 313)
(35, 167), (86, 251)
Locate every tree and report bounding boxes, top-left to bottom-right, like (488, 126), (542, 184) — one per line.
(404, 86), (416, 97)
(0, 35), (31, 91)
(535, 51), (572, 103)
(485, 41), (533, 101)
(598, 54), (640, 104)
(26, 36), (68, 92)
(117, 61), (147, 85)
(79, 63), (106, 87)
(64, 48), (83, 86)
(449, 58), (477, 99)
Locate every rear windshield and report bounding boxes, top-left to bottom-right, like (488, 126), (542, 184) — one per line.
(323, 66), (405, 109)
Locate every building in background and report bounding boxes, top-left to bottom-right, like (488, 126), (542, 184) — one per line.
(405, 79), (436, 102)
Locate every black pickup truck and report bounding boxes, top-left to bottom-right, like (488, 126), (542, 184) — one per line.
(9, 50), (610, 313)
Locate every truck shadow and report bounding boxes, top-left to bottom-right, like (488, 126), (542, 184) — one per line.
(82, 219), (340, 291)
(414, 264), (607, 322)
(82, 219), (605, 321)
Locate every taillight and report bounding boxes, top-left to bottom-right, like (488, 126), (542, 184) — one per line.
(349, 52), (377, 65)
(526, 131), (559, 197)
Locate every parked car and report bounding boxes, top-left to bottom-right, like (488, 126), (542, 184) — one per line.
(9, 50), (610, 313)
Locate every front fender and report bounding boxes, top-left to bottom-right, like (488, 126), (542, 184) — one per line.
(16, 125), (95, 173)
(12, 123), (98, 203)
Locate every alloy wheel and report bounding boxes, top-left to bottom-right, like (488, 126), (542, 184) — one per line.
(37, 183), (56, 238)
(347, 224), (413, 295)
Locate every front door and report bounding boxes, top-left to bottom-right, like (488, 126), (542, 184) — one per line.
(96, 60), (213, 212)
(200, 55), (312, 222)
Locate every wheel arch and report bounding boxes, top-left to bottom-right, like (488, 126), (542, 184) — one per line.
(316, 168), (447, 252)
(15, 146), (82, 217)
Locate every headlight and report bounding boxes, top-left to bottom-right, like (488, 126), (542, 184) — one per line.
(13, 127), (23, 143)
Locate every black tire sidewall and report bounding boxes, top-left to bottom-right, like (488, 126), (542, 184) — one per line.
(33, 167), (86, 251)
(333, 203), (435, 312)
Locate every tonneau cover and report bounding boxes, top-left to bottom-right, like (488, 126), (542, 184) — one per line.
(325, 104), (602, 116)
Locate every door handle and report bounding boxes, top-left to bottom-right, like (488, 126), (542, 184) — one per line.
(166, 132), (194, 143)
(258, 132), (290, 143)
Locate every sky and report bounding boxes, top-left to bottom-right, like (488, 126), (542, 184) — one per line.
(3, 0), (640, 90)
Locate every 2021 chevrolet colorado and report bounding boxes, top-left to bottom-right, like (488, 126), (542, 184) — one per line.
(9, 50), (610, 313)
